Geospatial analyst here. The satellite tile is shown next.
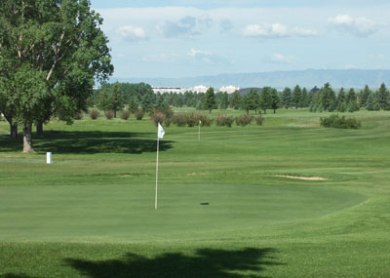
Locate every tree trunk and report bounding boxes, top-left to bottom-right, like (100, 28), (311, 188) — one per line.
(10, 122), (18, 139)
(23, 123), (34, 153)
(36, 121), (44, 137)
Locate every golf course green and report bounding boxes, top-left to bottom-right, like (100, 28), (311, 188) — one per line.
(1, 109), (389, 277)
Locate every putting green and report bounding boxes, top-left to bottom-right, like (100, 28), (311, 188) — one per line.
(0, 182), (365, 242)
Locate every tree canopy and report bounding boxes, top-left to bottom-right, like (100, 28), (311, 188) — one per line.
(0, 0), (113, 152)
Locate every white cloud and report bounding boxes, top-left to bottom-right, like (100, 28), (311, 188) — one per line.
(328, 14), (378, 37)
(117, 26), (147, 41)
(243, 23), (317, 38)
(157, 16), (212, 37)
(264, 53), (295, 65)
(188, 48), (214, 62)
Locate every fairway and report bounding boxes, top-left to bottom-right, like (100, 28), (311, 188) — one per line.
(1, 109), (390, 277)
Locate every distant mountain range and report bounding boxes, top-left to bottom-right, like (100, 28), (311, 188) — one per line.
(117, 69), (390, 89)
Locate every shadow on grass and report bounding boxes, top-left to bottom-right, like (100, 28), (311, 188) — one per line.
(0, 274), (34, 278)
(0, 131), (173, 154)
(66, 247), (281, 278)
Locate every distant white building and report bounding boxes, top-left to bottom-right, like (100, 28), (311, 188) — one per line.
(191, 85), (209, 93)
(152, 84), (239, 94)
(153, 87), (187, 94)
(219, 85), (240, 94)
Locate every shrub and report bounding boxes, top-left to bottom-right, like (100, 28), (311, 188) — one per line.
(89, 109), (100, 120)
(215, 115), (234, 127)
(186, 113), (199, 127)
(172, 114), (187, 127)
(320, 114), (361, 129)
(151, 111), (167, 126)
(255, 115), (264, 126)
(105, 110), (114, 120)
(135, 110), (145, 120)
(235, 114), (253, 126)
(197, 114), (213, 127)
(120, 110), (130, 120)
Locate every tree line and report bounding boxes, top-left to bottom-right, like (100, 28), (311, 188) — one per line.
(90, 82), (390, 116)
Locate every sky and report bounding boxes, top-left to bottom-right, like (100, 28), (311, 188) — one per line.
(89, 0), (390, 80)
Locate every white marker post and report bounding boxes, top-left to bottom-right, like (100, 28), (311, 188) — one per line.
(155, 123), (165, 210)
(46, 152), (52, 164)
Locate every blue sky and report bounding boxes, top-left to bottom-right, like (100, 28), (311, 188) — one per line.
(90, 0), (390, 80)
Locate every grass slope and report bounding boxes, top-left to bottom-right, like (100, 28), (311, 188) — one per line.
(0, 109), (389, 277)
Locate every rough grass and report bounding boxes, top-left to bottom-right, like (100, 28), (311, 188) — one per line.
(0, 109), (390, 277)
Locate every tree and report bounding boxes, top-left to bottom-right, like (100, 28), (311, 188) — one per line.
(346, 88), (359, 112)
(204, 87), (216, 113)
(0, 0), (113, 152)
(230, 91), (242, 110)
(110, 83), (125, 118)
(292, 85), (302, 108)
(97, 82), (124, 117)
(377, 83), (390, 110)
(359, 85), (371, 108)
(259, 87), (274, 114)
(320, 83), (336, 112)
(270, 89), (280, 114)
(336, 88), (347, 112)
(242, 89), (260, 113)
(281, 87), (292, 108)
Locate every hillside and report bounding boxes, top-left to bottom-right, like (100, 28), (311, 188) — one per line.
(118, 69), (390, 89)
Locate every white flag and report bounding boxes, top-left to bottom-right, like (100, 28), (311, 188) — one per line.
(158, 123), (165, 139)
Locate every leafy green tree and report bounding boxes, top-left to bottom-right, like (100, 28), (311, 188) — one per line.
(270, 89), (280, 114)
(366, 92), (380, 111)
(217, 92), (229, 110)
(97, 82), (125, 117)
(140, 89), (156, 113)
(230, 91), (242, 110)
(336, 88), (347, 112)
(0, 0), (113, 152)
(292, 85), (302, 108)
(301, 88), (309, 107)
(320, 83), (337, 112)
(346, 88), (359, 112)
(242, 89), (260, 113)
(260, 87), (274, 114)
(377, 83), (390, 110)
(204, 87), (217, 113)
(359, 85), (371, 108)
(281, 87), (292, 108)
(128, 96), (139, 113)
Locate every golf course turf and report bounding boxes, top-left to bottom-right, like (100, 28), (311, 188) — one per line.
(1, 109), (389, 277)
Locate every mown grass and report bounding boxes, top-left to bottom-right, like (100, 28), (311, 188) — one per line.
(0, 109), (390, 277)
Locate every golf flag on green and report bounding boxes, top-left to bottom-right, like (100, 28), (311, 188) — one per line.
(158, 122), (165, 139)
(155, 123), (165, 210)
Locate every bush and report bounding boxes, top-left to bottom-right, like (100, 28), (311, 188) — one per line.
(255, 115), (264, 126)
(197, 114), (213, 127)
(120, 110), (130, 120)
(215, 115), (234, 127)
(135, 110), (145, 120)
(151, 111), (167, 126)
(186, 113), (199, 127)
(235, 114), (253, 126)
(105, 110), (114, 120)
(171, 113), (212, 127)
(89, 109), (100, 120)
(320, 114), (361, 129)
(172, 114), (187, 127)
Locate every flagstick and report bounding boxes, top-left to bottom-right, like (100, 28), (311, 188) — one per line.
(155, 136), (160, 210)
(198, 120), (201, 141)
(198, 123), (201, 141)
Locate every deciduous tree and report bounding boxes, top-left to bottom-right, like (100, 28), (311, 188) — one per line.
(0, 0), (113, 152)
